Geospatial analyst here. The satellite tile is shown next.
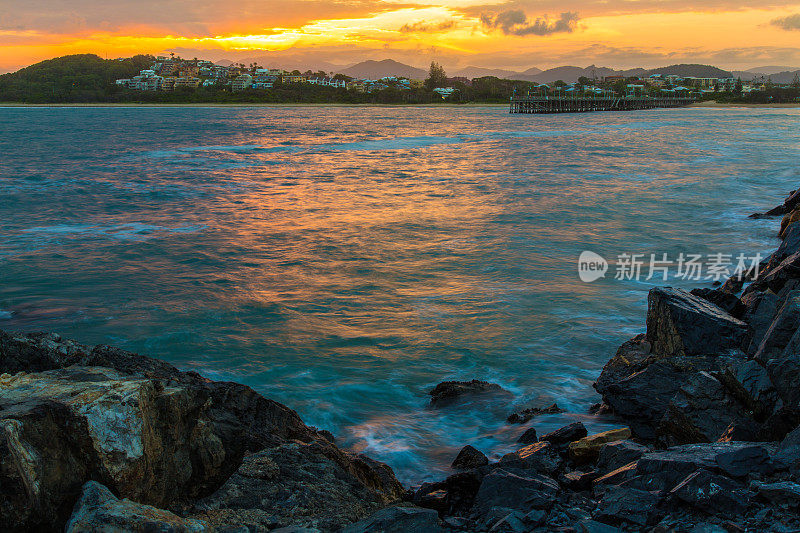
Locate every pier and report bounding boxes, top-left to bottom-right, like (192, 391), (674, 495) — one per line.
(509, 95), (694, 114)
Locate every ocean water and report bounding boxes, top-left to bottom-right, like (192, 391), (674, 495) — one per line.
(1, 105), (799, 482)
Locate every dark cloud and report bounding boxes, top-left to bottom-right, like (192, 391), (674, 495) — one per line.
(771, 13), (800, 30)
(398, 20), (456, 33)
(480, 10), (579, 36)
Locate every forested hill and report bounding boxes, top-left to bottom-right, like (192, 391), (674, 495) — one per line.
(0, 54), (154, 102)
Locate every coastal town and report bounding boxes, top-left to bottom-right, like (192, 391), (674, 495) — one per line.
(115, 54), (798, 99)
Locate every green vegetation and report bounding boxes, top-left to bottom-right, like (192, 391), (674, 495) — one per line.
(0, 54), (154, 102)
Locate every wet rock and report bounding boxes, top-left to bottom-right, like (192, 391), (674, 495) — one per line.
(717, 420), (761, 442)
(645, 287), (748, 357)
(452, 445), (488, 469)
(767, 352), (800, 412)
(540, 422), (588, 448)
(411, 470), (484, 517)
(472, 469), (559, 516)
(714, 445), (773, 478)
(741, 291), (780, 354)
(717, 359), (778, 421)
(669, 470), (749, 515)
(780, 212), (800, 239)
(428, 380), (511, 408)
(593, 486), (661, 527)
(65, 481), (210, 533)
(499, 441), (564, 475)
(751, 251), (800, 294)
(592, 462), (640, 494)
(657, 371), (752, 446)
(574, 519), (623, 532)
(753, 481), (800, 507)
(486, 509), (527, 533)
(340, 505), (441, 533)
(516, 427), (538, 444)
(506, 403), (563, 424)
(773, 425), (800, 476)
(561, 470), (601, 491)
(690, 288), (745, 319)
(754, 292), (800, 364)
(193, 441), (401, 532)
(568, 428), (631, 464)
(596, 441), (649, 474)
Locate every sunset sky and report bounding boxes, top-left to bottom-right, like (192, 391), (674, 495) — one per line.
(2, 0), (800, 73)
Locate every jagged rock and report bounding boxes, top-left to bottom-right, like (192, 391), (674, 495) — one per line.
(574, 519), (623, 532)
(741, 291), (780, 354)
(487, 509), (527, 533)
(714, 445), (773, 478)
(472, 469), (559, 516)
(428, 380), (511, 408)
(753, 481), (800, 507)
(65, 481), (210, 533)
(780, 212), (800, 239)
(718, 420), (761, 442)
(561, 470), (601, 491)
(717, 360), (778, 421)
(657, 371), (752, 446)
(0, 366), (229, 529)
(645, 287), (748, 357)
(193, 442), (402, 531)
(499, 441), (564, 475)
(593, 486), (661, 527)
(773, 425), (800, 476)
(411, 470), (484, 517)
(669, 470), (749, 515)
(596, 441), (649, 474)
(540, 422), (587, 448)
(568, 428), (631, 464)
(594, 335), (652, 394)
(754, 292), (800, 363)
(767, 352), (800, 412)
(0, 331), (402, 532)
(751, 252), (800, 294)
(517, 427), (538, 444)
(507, 403), (563, 424)
(340, 505), (441, 533)
(452, 445), (488, 469)
(690, 288), (745, 319)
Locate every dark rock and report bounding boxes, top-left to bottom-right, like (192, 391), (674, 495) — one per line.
(193, 442), (400, 531)
(516, 427), (538, 444)
(741, 290), (780, 355)
(656, 371), (752, 446)
(487, 509), (527, 533)
(65, 481), (210, 533)
(0, 331), (403, 532)
(472, 469), (559, 515)
(415, 489), (449, 514)
(592, 462), (640, 493)
(506, 403), (563, 424)
(754, 292), (800, 364)
(669, 470), (749, 515)
(561, 470), (601, 491)
(773, 425), (800, 476)
(720, 276), (745, 295)
(645, 287), (748, 357)
(522, 509), (547, 526)
(596, 441), (649, 473)
(593, 486), (661, 527)
(340, 506), (442, 533)
(452, 445), (488, 469)
(499, 441), (564, 475)
(715, 445), (773, 477)
(690, 288), (746, 319)
(428, 380), (511, 408)
(751, 252), (800, 295)
(717, 420), (761, 442)
(540, 422), (588, 448)
(753, 481), (800, 507)
(411, 470), (484, 517)
(767, 352), (800, 412)
(757, 406), (800, 442)
(717, 359), (778, 421)
(574, 519), (623, 532)
(568, 428), (632, 464)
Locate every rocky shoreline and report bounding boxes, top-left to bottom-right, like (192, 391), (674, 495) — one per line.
(3, 188), (800, 532)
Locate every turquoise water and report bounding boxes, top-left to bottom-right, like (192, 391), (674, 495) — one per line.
(1, 105), (798, 481)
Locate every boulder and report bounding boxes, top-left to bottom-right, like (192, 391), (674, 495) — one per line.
(540, 422), (587, 448)
(780, 212), (800, 239)
(192, 442), (402, 531)
(767, 353), (800, 412)
(690, 288), (745, 319)
(753, 481), (800, 507)
(593, 486), (661, 527)
(507, 403), (563, 424)
(716, 360), (778, 421)
(669, 470), (749, 515)
(412, 470), (484, 517)
(714, 445), (773, 478)
(568, 428), (632, 464)
(341, 506), (442, 533)
(740, 291), (780, 354)
(472, 469), (559, 516)
(754, 292), (800, 364)
(428, 380), (511, 408)
(486, 509), (527, 533)
(750, 252), (800, 294)
(656, 371), (752, 446)
(452, 445), (489, 469)
(499, 441), (564, 475)
(65, 481), (210, 533)
(516, 427), (538, 444)
(773, 425), (800, 476)
(645, 287), (748, 357)
(596, 441), (649, 474)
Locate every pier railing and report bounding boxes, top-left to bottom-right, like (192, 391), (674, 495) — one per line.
(509, 95), (694, 114)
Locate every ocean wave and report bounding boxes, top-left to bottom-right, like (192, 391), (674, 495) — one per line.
(0, 310), (12, 320)
(21, 222), (207, 242)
